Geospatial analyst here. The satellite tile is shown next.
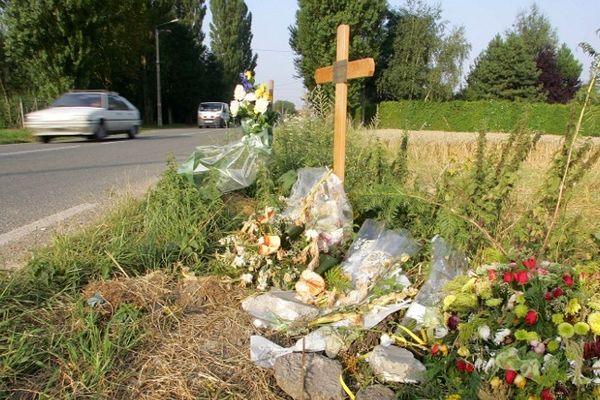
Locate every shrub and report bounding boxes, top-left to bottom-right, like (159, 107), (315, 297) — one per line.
(379, 100), (600, 136)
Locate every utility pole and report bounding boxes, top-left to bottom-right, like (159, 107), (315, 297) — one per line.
(155, 18), (179, 127)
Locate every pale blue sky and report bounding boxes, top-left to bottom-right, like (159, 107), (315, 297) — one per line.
(204, 1), (599, 106)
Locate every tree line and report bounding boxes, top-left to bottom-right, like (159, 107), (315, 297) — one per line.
(0, 0), (256, 126)
(0, 1), (587, 127)
(291, 1), (583, 112)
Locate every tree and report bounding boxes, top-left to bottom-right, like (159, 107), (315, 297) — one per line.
(508, 4), (581, 103)
(273, 100), (296, 115)
(376, 1), (469, 101)
(209, 0), (257, 95)
(465, 34), (542, 101)
(289, 0), (386, 110)
(511, 3), (557, 58)
(3, 0), (151, 98)
(174, 0), (207, 47)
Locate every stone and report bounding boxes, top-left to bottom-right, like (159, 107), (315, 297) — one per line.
(356, 384), (395, 400)
(274, 352), (346, 400)
(241, 291), (320, 327)
(368, 345), (426, 383)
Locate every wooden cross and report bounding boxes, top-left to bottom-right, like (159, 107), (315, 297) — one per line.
(314, 24), (375, 182)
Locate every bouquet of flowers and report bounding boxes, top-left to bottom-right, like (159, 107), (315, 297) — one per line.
(230, 70), (278, 136)
(424, 258), (600, 399)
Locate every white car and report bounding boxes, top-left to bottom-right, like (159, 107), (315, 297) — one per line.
(197, 102), (230, 128)
(25, 91), (142, 143)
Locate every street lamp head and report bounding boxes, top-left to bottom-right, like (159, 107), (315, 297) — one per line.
(157, 18), (180, 29)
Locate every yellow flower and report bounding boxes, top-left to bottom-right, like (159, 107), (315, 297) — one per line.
(244, 70), (253, 80)
(514, 374), (526, 389)
(490, 376), (502, 389)
(443, 295), (456, 310)
(446, 395), (461, 400)
(565, 298), (581, 315)
(255, 84), (266, 98)
(457, 346), (470, 357)
(588, 312), (600, 334)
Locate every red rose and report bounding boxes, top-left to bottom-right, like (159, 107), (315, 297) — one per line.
(431, 343), (439, 356)
(553, 287), (564, 298)
(544, 291), (553, 301)
(541, 388), (554, 400)
(505, 369), (517, 384)
(515, 270), (529, 285)
(525, 310), (538, 325)
(563, 274), (574, 287)
(456, 359), (467, 371)
(488, 269), (497, 281)
(464, 362), (475, 373)
(522, 257), (536, 270)
(503, 271), (514, 283)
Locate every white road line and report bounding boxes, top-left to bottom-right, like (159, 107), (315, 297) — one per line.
(0, 203), (98, 246)
(0, 145), (80, 157)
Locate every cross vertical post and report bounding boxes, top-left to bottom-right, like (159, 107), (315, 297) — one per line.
(314, 24), (375, 183)
(333, 25), (349, 182)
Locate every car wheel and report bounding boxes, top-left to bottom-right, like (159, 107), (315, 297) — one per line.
(39, 136), (52, 143)
(94, 121), (107, 140)
(127, 125), (139, 139)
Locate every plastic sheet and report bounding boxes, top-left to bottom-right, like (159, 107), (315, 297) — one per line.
(282, 167), (352, 250)
(341, 219), (419, 305)
(403, 235), (467, 326)
(177, 130), (271, 193)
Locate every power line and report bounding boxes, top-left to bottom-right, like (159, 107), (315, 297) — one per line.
(252, 48), (294, 53)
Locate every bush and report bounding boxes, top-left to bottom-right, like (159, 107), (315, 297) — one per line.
(379, 100), (600, 136)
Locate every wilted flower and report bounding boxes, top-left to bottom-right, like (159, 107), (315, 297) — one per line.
(304, 229), (320, 241)
(494, 328), (511, 345)
(232, 255), (246, 267)
(478, 325), (491, 340)
(240, 273), (253, 284)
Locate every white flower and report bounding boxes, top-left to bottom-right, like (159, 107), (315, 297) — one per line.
(304, 229), (320, 241)
(493, 328), (511, 345)
(230, 100), (240, 117)
(255, 97), (269, 114)
(232, 255), (246, 267)
(244, 92), (256, 102)
(234, 85), (246, 101)
(240, 273), (253, 284)
(380, 333), (394, 347)
(478, 325), (491, 341)
(433, 326), (448, 339)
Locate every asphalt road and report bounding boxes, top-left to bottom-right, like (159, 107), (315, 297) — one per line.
(0, 127), (240, 242)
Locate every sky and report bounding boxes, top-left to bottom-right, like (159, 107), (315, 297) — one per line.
(203, 0), (600, 107)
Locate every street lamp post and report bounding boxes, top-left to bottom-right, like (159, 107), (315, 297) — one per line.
(155, 18), (179, 127)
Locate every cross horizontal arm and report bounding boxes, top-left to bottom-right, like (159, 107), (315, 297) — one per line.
(314, 58), (375, 85)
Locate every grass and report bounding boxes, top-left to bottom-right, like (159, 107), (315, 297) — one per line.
(0, 129), (34, 144)
(0, 112), (599, 398)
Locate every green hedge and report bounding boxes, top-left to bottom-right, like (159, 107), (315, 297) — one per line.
(378, 100), (600, 136)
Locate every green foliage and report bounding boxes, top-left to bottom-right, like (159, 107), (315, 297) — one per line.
(324, 266), (352, 293)
(377, 0), (470, 101)
(0, 128), (33, 144)
(209, 0), (257, 95)
(1, 0), (212, 125)
(378, 100), (600, 136)
(273, 100), (297, 115)
(289, 0), (386, 110)
(465, 34), (542, 101)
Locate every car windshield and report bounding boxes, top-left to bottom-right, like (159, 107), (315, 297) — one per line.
(199, 103), (223, 111)
(52, 93), (103, 108)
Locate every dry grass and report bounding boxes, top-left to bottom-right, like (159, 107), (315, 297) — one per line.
(98, 273), (286, 400)
(368, 129), (600, 232)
